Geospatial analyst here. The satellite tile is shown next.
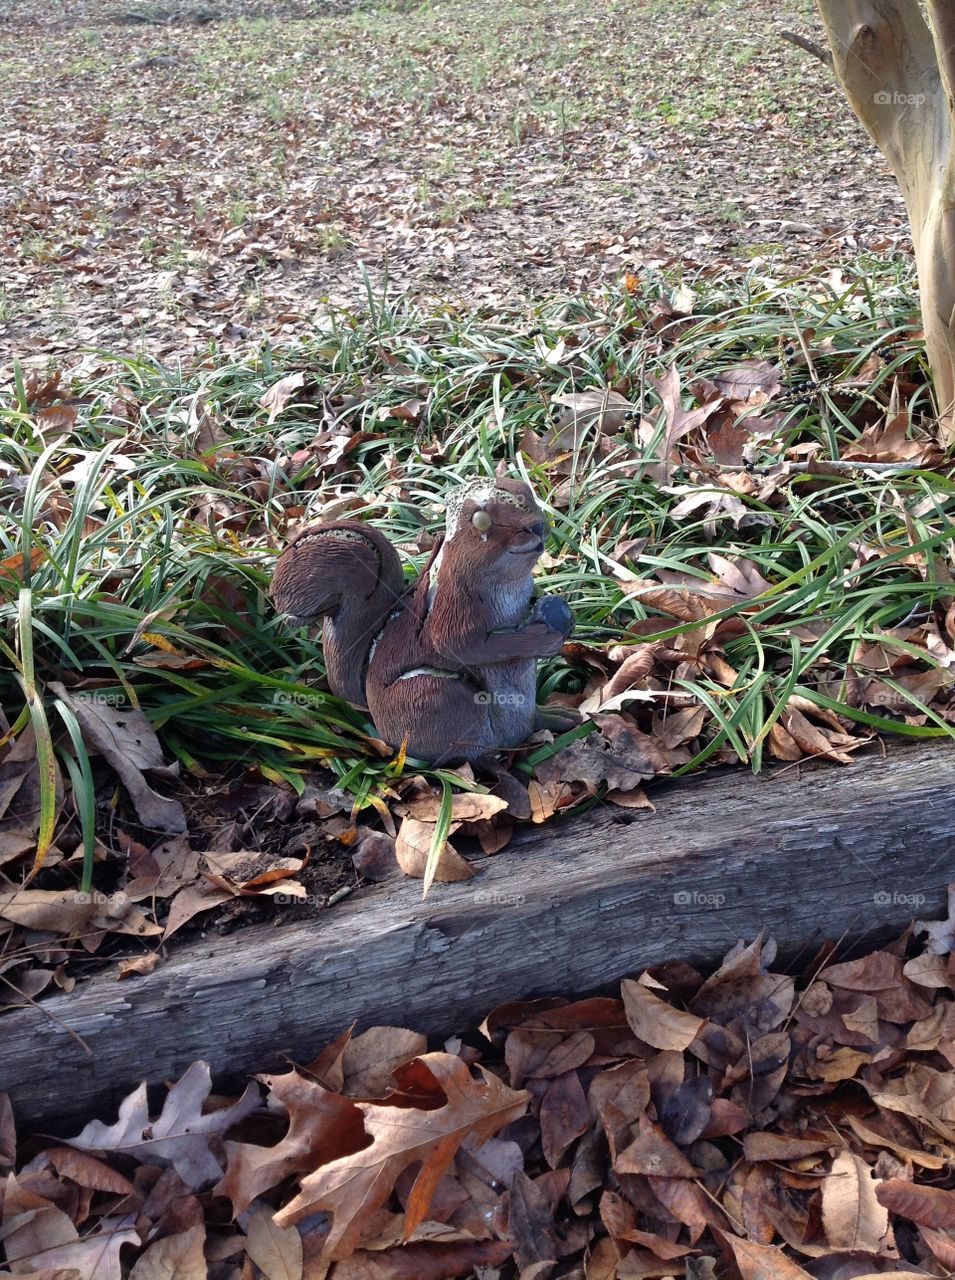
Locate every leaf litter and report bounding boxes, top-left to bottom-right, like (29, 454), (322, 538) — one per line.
(2, 918), (955, 1277)
(0, 0), (909, 366)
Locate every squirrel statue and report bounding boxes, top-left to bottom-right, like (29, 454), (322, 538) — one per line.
(270, 474), (574, 764)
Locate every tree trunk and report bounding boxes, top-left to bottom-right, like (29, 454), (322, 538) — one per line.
(816, 0), (955, 440)
(1, 742), (952, 1134)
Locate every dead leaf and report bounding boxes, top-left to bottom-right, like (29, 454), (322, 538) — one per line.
(128, 1221), (206, 1280)
(621, 976), (705, 1051)
(260, 371), (306, 424)
(876, 1177), (955, 1229)
(245, 1208), (303, 1280)
(401, 794), (508, 824)
(822, 1150), (888, 1250)
(41, 1147), (136, 1196)
(0, 888), (97, 933)
(0, 548), (45, 584)
(641, 364), (723, 482)
(274, 1053), (529, 1258)
(844, 1114), (945, 1170)
(717, 1232), (813, 1279)
(843, 409), (937, 464)
(605, 786), (655, 811)
(0, 1092), (14, 1172)
(547, 388), (634, 448)
(65, 1060), (259, 1189)
(117, 953), (160, 979)
(615, 1113), (698, 1178)
(376, 398), (423, 424)
(539, 1071), (589, 1169)
(162, 881), (234, 941)
(50, 684), (186, 833)
(394, 818), (475, 884)
(329, 1240), (513, 1278)
(200, 851), (305, 893)
(508, 1169), (558, 1271)
(1, 1176), (138, 1280)
(342, 1026), (429, 1097)
(216, 1072), (366, 1217)
(706, 552), (772, 599)
(742, 1132), (832, 1163)
(712, 361), (782, 402)
(534, 716), (671, 793)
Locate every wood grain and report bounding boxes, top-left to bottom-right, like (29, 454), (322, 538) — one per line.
(3, 742), (952, 1132)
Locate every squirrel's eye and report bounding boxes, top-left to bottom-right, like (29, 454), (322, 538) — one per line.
(471, 509), (493, 532)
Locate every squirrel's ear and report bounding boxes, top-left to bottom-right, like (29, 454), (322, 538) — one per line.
(494, 458), (510, 480)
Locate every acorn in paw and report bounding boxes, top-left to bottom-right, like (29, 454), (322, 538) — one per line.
(271, 475), (575, 764)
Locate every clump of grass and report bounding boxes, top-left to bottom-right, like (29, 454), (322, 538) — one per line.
(1, 254), (952, 884)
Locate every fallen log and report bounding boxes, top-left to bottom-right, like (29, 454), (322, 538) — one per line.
(3, 741), (953, 1132)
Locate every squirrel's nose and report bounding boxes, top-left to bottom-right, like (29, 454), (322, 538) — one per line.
(529, 519), (546, 537)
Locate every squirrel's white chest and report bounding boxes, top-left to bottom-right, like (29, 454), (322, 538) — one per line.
(480, 661), (538, 742)
(469, 580), (538, 743)
(427, 574), (532, 631)
(425, 574), (538, 745)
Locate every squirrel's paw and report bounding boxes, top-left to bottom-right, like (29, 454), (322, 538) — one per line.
(533, 593), (574, 639)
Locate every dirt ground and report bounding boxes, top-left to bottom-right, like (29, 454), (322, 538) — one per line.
(1, 0), (907, 366)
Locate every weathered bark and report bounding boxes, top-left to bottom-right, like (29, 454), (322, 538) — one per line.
(1, 742), (953, 1134)
(816, 1), (955, 438)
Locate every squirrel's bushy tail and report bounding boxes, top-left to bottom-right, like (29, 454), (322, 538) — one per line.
(271, 521), (406, 704)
